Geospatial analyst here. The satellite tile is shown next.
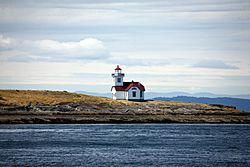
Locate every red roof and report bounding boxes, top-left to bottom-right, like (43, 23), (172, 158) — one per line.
(115, 65), (121, 70)
(111, 81), (145, 91)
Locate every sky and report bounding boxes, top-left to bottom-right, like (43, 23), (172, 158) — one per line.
(0, 0), (250, 94)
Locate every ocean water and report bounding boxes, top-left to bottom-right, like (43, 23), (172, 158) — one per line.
(0, 124), (249, 167)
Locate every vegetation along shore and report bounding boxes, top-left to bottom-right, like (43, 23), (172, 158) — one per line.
(0, 90), (249, 124)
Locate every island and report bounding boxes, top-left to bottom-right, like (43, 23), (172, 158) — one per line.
(0, 90), (249, 124)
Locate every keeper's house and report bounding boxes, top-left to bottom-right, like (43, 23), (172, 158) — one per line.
(111, 65), (145, 101)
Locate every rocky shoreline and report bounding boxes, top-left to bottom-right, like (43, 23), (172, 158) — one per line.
(0, 90), (250, 124)
(1, 112), (250, 124)
(1, 103), (250, 124)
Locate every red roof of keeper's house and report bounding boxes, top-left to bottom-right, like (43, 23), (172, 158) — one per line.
(111, 81), (145, 91)
(115, 65), (122, 70)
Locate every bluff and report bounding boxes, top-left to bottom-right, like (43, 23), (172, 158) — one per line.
(0, 90), (249, 124)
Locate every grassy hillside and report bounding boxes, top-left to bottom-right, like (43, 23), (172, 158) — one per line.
(0, 90), (249, 124)
(0, 90), (235, 109)
(0, 90), (122, 106)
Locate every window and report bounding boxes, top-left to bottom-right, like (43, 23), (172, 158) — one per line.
(132, 91), (136, 97)
(117, 78), (121, 82)
(140, 91), (143, 97)
(132, 87), (137, 90)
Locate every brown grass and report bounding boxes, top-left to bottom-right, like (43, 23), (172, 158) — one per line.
(0, 90), (240, 113)
(0, 90), (126, 106)
(0, 90), (174, 107)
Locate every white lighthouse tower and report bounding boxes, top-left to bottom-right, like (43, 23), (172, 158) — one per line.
(112, 65), (124, 86)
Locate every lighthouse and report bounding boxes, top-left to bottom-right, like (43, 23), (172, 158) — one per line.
(111, 65), (145, 101)
(112, 65), (124, 86)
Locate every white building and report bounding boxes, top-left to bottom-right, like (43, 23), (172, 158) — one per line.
(111, 65), (145, 101)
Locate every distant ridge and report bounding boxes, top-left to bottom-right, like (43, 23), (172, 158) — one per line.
(153, 96), (250, 112)
(75, 91), (250, 100)
(145, 92), (250, 100)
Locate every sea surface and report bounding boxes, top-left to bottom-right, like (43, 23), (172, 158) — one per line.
(0, 124), (249, 167)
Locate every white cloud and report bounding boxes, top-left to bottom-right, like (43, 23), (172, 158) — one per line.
(0, 1), (250, 94)
(192, 60), (238, 69)
(0, 35), (17, 48)
(0, 35), (110, 62)
(1, 1), (250, 28)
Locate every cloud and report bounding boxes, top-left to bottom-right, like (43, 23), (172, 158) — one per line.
(223, 75), (250, 81)
(107, 56), (170, 67)
(1, 0), (250, 30)
(192, 60), (238, 69)
(0, 1), (250, 94)
(31, 38), (109, 60)
(0, 35), (17, 49)
(0, 35), (110, 62)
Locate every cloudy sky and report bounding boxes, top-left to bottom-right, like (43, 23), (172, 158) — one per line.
(0, 0), (250, 94)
